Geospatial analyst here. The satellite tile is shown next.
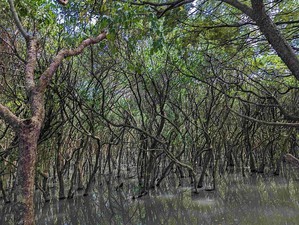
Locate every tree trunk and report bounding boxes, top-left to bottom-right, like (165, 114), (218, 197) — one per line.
(84, 141), (101, 196)
(222, 0), (299, 81)
(13, 119), (41, 225)
(197, 149), (212, 188)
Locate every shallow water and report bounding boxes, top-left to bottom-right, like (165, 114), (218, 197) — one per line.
(1, 173), (299, 225)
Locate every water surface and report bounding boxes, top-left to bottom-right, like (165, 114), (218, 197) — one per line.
(1, 173), (299, 225)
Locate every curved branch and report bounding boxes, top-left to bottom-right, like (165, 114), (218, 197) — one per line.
(0, 103), (21, 131)
(220, 0), (253, 17)
(37, 32), (107, 94)
(228, 106), (299, 127)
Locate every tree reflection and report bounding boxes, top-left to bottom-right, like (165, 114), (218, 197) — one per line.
(1, 174), (298, 225)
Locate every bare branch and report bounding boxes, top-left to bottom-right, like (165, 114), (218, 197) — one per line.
(0, 103), (21, 131)
(7, 0), (30, 40)
(133, 0), (187, 7)
(228, 106), (299, 127)
(133, 0), (195, 18)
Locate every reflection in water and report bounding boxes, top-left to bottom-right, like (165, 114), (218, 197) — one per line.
(1, 174), (299, 225)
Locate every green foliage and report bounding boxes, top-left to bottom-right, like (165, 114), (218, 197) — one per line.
(1, 0), (299, 197)
(14, 0), (57, 30)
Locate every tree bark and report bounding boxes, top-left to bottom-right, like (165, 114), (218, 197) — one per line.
(13, 119), (41, 225)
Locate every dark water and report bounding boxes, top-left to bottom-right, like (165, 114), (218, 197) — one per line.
(1, 173), (299, 225)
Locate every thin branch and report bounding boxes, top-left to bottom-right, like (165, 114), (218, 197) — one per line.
(158, 0), (194, 18)
(7, 0), (30, 40)
(133, 0), (185, 7)
(228, 106), (299, 127)
(132, 0), (195, 18)
(181, 20), (299, 29)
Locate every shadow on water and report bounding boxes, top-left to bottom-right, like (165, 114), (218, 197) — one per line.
(1, 172), (299, 225)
